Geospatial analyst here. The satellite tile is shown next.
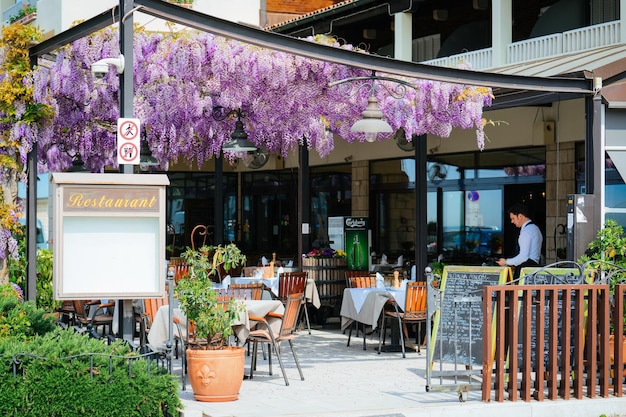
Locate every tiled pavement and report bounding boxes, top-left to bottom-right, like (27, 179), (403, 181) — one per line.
(174, 319), (626, 417)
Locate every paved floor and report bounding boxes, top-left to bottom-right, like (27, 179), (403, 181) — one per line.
(174, 319), (626, 417)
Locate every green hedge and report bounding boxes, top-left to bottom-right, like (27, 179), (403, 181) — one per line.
(0, 328), (181, 416)
(0, 285), (181, 416)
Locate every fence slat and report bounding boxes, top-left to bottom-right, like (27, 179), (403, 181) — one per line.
(481, 283), (619, 402)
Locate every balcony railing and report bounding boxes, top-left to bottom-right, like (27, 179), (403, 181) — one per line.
(2, 0), (32, 24)
(424, 21), (622, 71)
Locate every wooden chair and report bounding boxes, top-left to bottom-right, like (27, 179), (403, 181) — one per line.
(377, 281), (427, 358)
(72, 299), (115, 337)
(278, 272), (310, 334)
(137, 296), (169, 352)
(247, 292), (305, 385)
(58, 300), (76, 326)
(169, 257), (189, 284)
(228, 282), (263, 300)
(345, 271), (377, 349)
(346, 271), (376, 288)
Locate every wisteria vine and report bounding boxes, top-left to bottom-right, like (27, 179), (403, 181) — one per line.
(30, 29), (492, 172)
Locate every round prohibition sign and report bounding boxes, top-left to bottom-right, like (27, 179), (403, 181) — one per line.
(119, 142), (139, 162)
(118, 120), (139, 140)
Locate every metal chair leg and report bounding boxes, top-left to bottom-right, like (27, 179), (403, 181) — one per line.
(288, 339), (304, 381)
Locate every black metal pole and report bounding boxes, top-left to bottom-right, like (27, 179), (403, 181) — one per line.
(414, 134), (428, 281)
(26, 141), (37, 303)
(214, 156), (224, 244)
(118, 0), (135, 342)
(298, 145), (310, 270)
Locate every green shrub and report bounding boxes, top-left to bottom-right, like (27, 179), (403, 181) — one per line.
(0, 285), (181, 416)
(0, 328), (181, 416)
(0, 284), (56, 340)
(9, 241), (61, 312)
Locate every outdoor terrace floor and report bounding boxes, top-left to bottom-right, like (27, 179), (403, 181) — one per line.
(172, 319), (626, 417)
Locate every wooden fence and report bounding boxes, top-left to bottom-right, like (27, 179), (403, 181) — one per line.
(481, 283), (626, 401)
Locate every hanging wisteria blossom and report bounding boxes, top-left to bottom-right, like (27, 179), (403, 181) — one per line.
(31, 28), (493, 172)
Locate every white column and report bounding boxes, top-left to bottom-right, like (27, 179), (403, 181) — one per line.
(491, 0), (512, 67)
(621, 0), (626, 43)
(394, 12), (412, 62)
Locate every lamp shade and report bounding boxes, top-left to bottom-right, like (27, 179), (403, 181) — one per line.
(65, 155), (89, 172)
(223, 119), (257, 152)
(350, 95), (392, 142)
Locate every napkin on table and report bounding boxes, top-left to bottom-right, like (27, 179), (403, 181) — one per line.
(375, 272), (385, 288)
(261, 256), (269, 266)
(396, 255), (403, 267)
(381, 254), (388, 265)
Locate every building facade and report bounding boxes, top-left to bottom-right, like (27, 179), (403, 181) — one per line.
(8, 0), (626, 271)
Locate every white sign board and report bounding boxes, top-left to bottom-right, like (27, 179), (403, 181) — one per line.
(117, 117), (141, 165)
(50, 172), (169, 299)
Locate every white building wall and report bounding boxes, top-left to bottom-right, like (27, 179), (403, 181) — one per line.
(34, 0), (262, 38)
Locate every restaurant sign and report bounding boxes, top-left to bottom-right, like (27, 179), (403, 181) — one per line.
(50, 173), (170, 300)
(62, 188), (159, 211)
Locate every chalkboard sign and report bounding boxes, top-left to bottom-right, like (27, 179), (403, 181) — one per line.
(516, 267), (588, 370)
(430, 266), (511, 367)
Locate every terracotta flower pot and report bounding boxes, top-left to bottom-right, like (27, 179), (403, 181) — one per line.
(186, 346), (245, 402)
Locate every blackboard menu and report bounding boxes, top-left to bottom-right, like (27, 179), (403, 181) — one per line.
(430, 266), (511, 367)
(517, 267), (586, 369)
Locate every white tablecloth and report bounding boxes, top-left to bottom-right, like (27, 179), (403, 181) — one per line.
(339, 288), (406, 332)
(147, 299), (285, 351)
(229, 277), (321, 308)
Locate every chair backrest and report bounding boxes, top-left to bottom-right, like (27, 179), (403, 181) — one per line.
(346, 271), (376, 288)
(72, 300), (88, 318)
(345, 271), (369, 287)
(143, 297), (168, 328)
(243, 266), (274, 278)
(169, 257), (189, 284)
(228, 283), (263, 300)
(279, 292), (304, 338)
(278, 272), (307, 301)
(404, 281), (427, 315)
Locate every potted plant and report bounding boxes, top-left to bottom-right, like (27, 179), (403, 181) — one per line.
(205, 243), (247, 280)
(579, 219), (626, 372)
(175, 246), (245, 402)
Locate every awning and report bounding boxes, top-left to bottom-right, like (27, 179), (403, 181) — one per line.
(486, 44), (626, 110)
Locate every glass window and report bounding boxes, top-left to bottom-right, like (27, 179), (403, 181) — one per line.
(241, 171), (297, 259)
(310, 165), (352, 247)
(165, 172), (237, 257)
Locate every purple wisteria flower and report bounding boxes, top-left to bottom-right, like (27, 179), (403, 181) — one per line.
(29, 29), (492, 172)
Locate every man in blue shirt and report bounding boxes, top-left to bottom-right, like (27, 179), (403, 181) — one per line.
(497, 203), (543, 280)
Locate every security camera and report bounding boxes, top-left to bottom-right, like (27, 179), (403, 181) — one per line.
(91, 54), (125, 79)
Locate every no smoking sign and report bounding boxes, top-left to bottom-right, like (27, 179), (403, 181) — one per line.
(117, 118), (141, 165)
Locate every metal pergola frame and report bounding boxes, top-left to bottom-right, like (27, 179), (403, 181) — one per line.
(25, 0), (596, 303)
